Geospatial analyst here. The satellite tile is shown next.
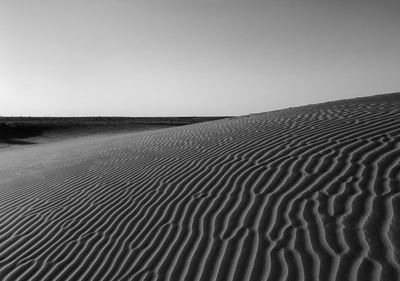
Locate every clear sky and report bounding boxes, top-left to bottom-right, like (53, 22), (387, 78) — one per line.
(1, 0), (399, 116)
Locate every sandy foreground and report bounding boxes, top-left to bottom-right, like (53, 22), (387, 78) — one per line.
(1, 94), (400, 281)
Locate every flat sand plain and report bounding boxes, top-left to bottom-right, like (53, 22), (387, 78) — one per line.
(1, 94), (400, 281)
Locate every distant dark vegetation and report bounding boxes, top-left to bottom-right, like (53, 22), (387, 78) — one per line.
(0, 116), (228, 145)
(0, 123), (50, 144)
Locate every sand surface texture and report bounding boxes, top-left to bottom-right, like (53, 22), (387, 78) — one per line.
(1, 93), (400, 281)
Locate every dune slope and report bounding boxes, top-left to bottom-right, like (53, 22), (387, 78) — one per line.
(0, 117), (225, 149)
(1, 93), (400, 281)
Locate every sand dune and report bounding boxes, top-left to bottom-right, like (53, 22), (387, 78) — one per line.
(0, 117), (225, 149)
(1, 93), (400, 281)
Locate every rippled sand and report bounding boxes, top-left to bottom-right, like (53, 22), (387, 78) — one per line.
(1, 93), (400, 281)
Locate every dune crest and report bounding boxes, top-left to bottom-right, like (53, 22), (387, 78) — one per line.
(1, 93), (400, 281)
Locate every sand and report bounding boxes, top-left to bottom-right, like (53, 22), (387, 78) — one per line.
(0, 117), (225, 149)
(1, 93), (400, 281)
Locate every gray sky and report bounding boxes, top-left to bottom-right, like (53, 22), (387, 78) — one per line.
(1, 0), (399, 116)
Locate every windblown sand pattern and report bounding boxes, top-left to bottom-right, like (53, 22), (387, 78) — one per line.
(1, 93), (400, 281)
